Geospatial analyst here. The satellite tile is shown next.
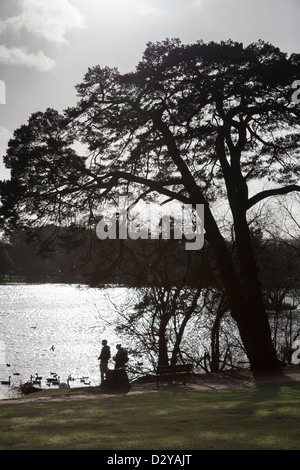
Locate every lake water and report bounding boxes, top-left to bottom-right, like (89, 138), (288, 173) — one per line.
(1, 283), (299, 401)
(0, 283), (131, 400)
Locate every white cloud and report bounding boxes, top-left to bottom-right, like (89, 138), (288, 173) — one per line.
(0, 0), (85, 71)
(0, 126), (12, 143)
(0, 0), (85, 45)
(0, 45), (56, 72)
(0, 80), (6, 105)
(138, 3), (164, 16)
(191, 0), (211, 7)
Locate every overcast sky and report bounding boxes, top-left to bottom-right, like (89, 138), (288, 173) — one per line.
(0, 0), (299, 180)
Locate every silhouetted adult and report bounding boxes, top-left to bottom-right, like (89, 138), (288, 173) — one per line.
(98, 339), (111, 384)
(113, 344), (128, 369)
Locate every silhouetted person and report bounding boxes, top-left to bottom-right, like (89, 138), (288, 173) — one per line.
(113, 344), (128, 369)
(98, 339), (111, 384)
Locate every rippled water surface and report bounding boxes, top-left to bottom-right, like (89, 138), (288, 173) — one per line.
(0, 284), (129, 399)
(2, 283), (299, 400)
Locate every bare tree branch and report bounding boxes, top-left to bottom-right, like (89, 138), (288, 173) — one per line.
(247, 185), (300, 210)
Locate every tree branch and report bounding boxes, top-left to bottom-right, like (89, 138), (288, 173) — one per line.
(247, 184), (300, 210)
(97, 170), (191, 204)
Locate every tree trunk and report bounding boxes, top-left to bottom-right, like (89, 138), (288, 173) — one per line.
(234, 197), (281, 372)
(158, 321), (169, 366)
(155, 117), (281, 372)
(235, 304), (279, 371)
(210, 304), (223, 372)
(204, 205), (281, 372)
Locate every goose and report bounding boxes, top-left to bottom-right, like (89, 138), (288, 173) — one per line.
(47, 372), (57, 379)
(1, 377), (11, 385)
(33, 374), (42, 385)
(46, 377), (56, 383)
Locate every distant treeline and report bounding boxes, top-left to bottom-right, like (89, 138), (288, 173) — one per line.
(0, 225), (299, 289)
(0, 225), (211, 286)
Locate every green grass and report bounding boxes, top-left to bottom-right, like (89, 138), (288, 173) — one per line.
(1, 383), (300, 450)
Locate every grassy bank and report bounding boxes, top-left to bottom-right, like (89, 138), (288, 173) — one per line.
(1, 381), (300, 450)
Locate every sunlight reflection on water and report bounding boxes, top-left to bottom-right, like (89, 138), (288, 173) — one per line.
(0, 284), (128, 399)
